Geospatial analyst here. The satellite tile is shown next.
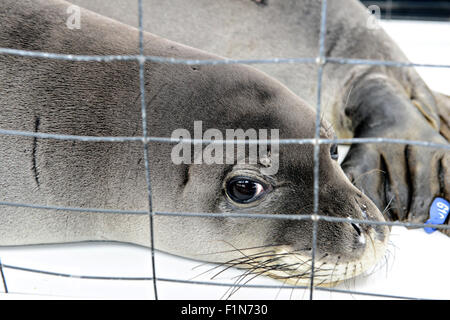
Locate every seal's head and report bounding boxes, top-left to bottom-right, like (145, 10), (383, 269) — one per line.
(152, 63), (390, 287)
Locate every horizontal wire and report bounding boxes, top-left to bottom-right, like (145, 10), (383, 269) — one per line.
(1, 47), (450, 69)
(0, 263), (425, 300)
(0, 129), (448, 150)
(1, 200), (448, 230)
(327, 56), (450, 69)
(0, 47), (315, 65)
(0, 201), (147, 215)
(155, 211), (448, 229)
(0, 129), (143, 142)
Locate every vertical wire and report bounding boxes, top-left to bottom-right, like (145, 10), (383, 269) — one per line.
(0, 258), (8, 293)
(138, 0), (158, 300)
(310, 0), (328, 301)
(386, 0), (393, 20)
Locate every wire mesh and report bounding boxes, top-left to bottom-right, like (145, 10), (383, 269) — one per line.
(0, 0), (449, 300)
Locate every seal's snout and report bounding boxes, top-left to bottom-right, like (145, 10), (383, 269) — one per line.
(354, 191), (390, 244)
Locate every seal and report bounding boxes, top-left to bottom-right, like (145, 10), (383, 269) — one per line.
(70, 0), (450, 232)
(0, 0), (390, 286)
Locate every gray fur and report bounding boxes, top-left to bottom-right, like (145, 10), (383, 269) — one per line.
(1, 0), (447, 284)
(0, 0), (390, 272)
(69, 0), (450, 226)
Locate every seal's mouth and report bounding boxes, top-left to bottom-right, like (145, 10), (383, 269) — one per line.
(222, 227), (388, 287)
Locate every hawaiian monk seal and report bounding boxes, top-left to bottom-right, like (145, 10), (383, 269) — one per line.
(70, 0), (450, 233)
(0, 0), (412, 288)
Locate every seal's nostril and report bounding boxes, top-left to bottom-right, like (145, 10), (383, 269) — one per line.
(351, 223), (362, 236)
(361, 205), (368, 219)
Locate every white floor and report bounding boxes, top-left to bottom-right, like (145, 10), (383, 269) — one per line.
(0, 20), (449, 300)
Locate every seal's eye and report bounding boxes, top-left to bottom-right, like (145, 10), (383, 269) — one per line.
(226, 178), (266, 204)
(330, 143), (339, 161)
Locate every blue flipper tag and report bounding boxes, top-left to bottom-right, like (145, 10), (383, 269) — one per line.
(424, 197), (450, 234)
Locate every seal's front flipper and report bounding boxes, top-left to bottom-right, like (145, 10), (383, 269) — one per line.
(340, 73), (449, 233)
(340, 144), (388, 218)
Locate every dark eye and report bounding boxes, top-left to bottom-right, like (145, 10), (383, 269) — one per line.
(226, 177), (267, 204)
(330, 144), (339, 161)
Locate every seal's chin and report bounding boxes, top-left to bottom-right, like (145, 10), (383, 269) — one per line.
(230, 228), (388, 287)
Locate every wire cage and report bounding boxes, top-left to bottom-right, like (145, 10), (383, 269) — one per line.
(0, 0), (449, 300)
